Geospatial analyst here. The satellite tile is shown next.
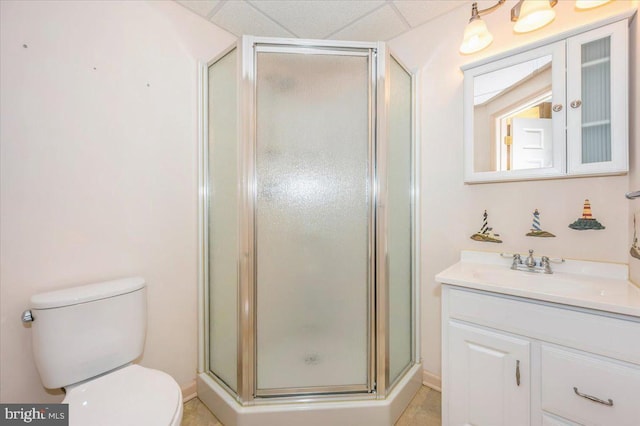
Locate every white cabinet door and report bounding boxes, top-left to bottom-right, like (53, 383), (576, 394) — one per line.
(448, 321), (530, 426)
(566, 20), (628, 175)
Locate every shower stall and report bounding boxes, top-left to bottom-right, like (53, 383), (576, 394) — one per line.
(197, 36), (421, 426)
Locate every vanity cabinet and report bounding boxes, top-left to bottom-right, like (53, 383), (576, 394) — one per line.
(442, 285), (640, 426)
(463, 16), (630, 183)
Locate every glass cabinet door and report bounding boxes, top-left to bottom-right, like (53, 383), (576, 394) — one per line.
(566, 20), (628, 175)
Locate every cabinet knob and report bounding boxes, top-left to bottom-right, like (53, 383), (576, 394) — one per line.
(552, 104), (563, 112)
(570, 100), (582, 108)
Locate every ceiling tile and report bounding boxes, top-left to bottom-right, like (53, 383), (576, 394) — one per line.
(392, 0), (468, 28)
(330, 4), (409, 41)
(211, 1), (295, 38)
(247, 0), (385, 39)
(176, 0), (221, 18)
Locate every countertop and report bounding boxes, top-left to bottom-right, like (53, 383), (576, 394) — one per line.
(436, 251), (640, 318)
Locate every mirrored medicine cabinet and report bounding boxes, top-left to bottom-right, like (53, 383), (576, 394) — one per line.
(463, 15), (630, 184)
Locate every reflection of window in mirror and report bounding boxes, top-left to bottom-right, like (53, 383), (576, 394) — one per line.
(473, 55), (553, 172)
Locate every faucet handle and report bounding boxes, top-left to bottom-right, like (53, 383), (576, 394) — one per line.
(511, 253), (522, 270)
(540, 256), (552, 273)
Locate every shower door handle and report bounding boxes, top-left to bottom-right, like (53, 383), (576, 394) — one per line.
(516, 360), (520, 386)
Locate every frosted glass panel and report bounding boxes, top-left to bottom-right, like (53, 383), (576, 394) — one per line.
(208, 49), (238, 392)
(581, 37), (611, 164)
(387, 57), (413, 386)
(255, 52), (370, 391)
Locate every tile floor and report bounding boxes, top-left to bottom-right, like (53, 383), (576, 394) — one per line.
(181, 385), (441, 426)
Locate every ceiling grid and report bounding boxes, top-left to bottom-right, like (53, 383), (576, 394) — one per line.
(176, 0), (470, 41)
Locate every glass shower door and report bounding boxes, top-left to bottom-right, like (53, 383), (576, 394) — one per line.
(387, 55), (413, 387)
(254, 48), (373, 395)
(207, 48), (239, 393)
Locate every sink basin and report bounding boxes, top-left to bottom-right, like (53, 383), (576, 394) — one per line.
(471, 268), (627, 298)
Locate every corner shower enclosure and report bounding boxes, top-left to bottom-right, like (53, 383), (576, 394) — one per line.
(198, 36), (420, 426)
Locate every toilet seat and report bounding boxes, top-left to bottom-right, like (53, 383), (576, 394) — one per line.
(63, 364), (182, 426)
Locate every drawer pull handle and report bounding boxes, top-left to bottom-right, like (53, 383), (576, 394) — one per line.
(516, 360), (520, 386)
(573, 387), (613, 406)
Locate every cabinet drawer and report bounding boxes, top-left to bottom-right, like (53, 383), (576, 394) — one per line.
(542, 413), (579, 426)
(541, 345), (640, 426)
(447, 287), (640, 365)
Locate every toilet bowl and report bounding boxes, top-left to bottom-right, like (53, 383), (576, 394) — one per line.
(63, 365), (183, 426)
(26, 277), (183, 426)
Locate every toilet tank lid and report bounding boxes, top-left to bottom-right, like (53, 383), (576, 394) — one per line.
(31, 277), (146, 309)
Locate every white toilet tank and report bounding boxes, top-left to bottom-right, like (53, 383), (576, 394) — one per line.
(29, 277), (147, 389)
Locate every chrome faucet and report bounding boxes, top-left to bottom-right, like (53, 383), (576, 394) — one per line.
(524, 249), (536, 268)
(506, 250), (557, 274)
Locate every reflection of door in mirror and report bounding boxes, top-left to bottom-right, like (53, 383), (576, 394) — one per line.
(511, 116), (553, 170)
(473, 55), (552, 172)
(500, 95), (553, 170)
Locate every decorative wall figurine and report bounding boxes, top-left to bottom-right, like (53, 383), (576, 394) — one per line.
(470, 210), (502, 243)
(568, 199), (605, 230)
(631, 214), (640, 260)
(526, 209), (555, 237)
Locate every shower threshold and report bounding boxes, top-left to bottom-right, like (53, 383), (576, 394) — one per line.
(196, 363), (422, 426)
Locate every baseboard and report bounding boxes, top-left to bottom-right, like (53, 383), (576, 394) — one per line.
(422, 369), (441, 392)
(181, 379), (198, 402)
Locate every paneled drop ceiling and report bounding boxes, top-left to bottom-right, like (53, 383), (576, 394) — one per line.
(176, 0), (471, 41)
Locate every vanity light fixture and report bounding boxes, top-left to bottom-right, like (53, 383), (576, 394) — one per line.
(461, 0), (614, 54)
(512, 0), (558, 33)
(575, 0), (612, 9)
(459, 0), (505, 55)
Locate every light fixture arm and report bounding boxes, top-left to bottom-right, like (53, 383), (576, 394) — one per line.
(470, 0), (506, 22)
(511, 0), (558, 22)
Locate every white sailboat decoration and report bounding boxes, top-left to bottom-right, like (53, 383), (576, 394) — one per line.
(526, 209), (555, 237)
(470, 210), (502, 243)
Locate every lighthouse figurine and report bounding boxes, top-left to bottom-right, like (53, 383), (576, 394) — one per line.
(526, 209), (555, 237)
(569, 199), (605, 230)
(631, 215), (640, 260)
(470, 210), (502, 243)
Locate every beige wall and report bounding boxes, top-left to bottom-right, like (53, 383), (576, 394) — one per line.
(0, 0), (235, 403)
(388, 0), (639, 386)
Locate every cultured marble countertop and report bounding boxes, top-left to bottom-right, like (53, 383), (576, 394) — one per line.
(436, 251), (640, 318)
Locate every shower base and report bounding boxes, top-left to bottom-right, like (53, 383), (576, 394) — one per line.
(196, 363), (423, 426)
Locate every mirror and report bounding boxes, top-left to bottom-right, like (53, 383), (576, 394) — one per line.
(463, 41), (566, 183)
(473, 55), (553, 173)
(463, 17), (629, 184)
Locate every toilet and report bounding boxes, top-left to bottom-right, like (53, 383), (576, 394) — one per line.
(26, 277), (183, 426)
